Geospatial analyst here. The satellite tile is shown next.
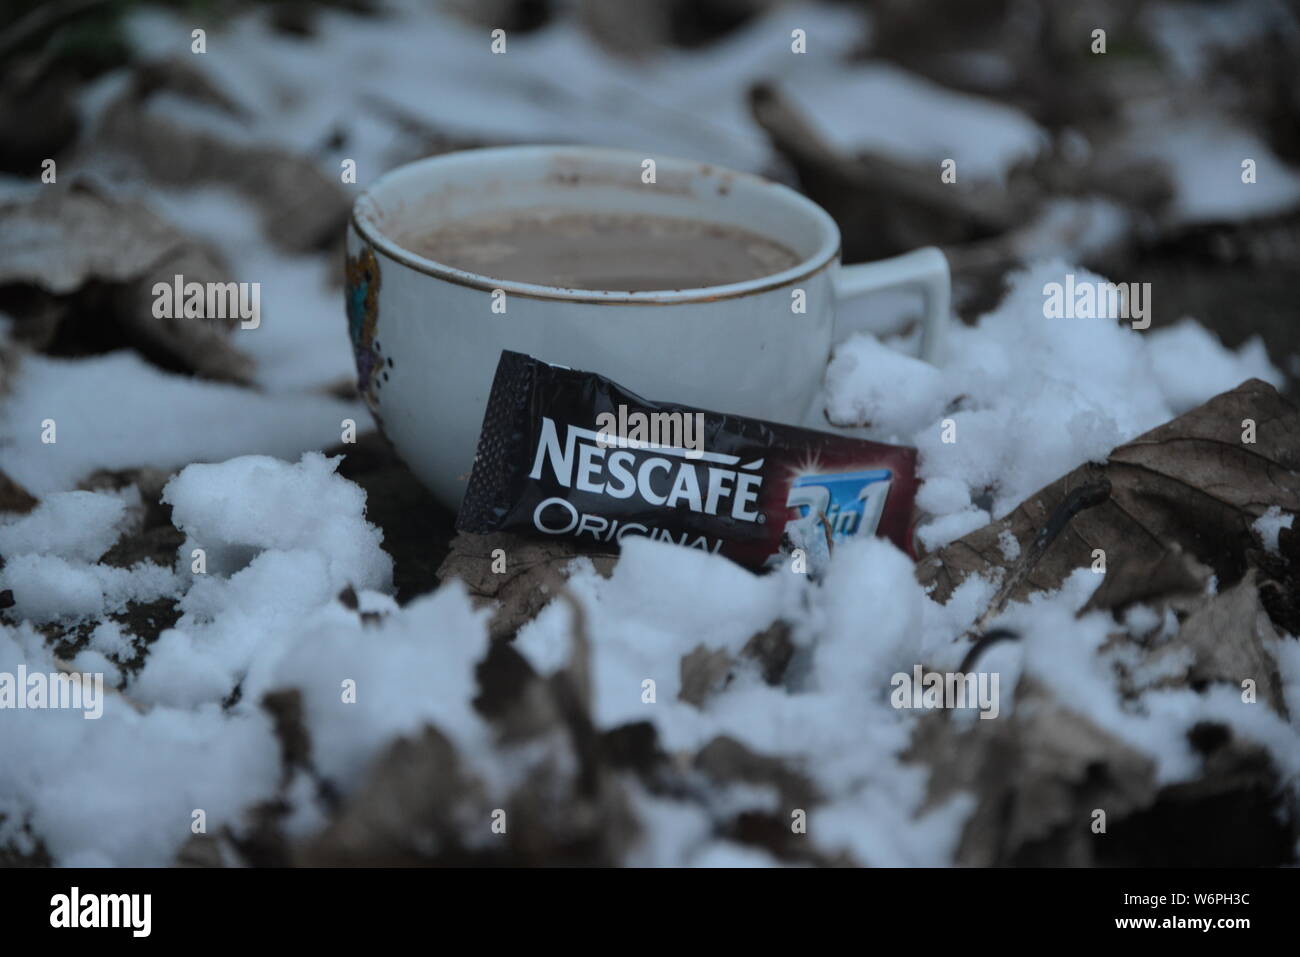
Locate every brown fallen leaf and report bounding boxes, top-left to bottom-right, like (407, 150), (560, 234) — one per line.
(0, 184), (255, 382)
(741, 619), (795, 686)
(1146, 572), (1289, 717)
(1080, 545), (1212, 617)
(0, 63), (79, 175)
(436, 530), (615, 640)
(0, 470), (38, 514)
(295, 725), (490, 867)
(691, 735), (841, 865)
(1258, 522), (1300, 636)
(93, 60), (350, 253)
(471, 583), (594, 749)
(865, 0), (1126, 127)
(473, 637), (563, 741)
(260, 688), (319, 789)
(908, 676), (1160, 867)
(174, 833), (236, 869)
(673, 619), (798, 708)
(918, 379), (1300, 611)
(600, 721), (664, 779)
(908, 673), (1297, 866)
(694, 735), (819, 812)
(1101, 721), (1297, 866)
(968, 479), (1111, 636)
(1, 184), (216, 292)
(297, 583), (636, 866)
(679, 644), (734, 707)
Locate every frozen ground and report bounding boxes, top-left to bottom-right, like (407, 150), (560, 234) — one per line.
(0, 0), (1297, 866)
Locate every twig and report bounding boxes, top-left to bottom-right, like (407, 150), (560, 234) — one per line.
(958, 628), (1019, 673)
(970, 476), (1112, 636)
(817, 507), (834, 557)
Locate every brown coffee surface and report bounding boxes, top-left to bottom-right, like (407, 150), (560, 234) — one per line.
(395, 208), (802, 291)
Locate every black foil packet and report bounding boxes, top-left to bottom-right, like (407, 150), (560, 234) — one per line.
(456, 351), (919, 570)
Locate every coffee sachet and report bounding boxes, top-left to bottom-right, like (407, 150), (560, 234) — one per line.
(456, 350), (919, 570)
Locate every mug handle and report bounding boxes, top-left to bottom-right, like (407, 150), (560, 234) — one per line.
(832, 246), (951, 366)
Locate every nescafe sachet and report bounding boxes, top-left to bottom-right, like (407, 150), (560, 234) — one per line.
(456, 351), (919, 571)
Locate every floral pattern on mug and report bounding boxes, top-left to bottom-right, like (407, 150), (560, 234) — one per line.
(345, 244), (386, 409)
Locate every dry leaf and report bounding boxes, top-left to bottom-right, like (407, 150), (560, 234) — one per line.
(741, 619), (796, 685)
(0, 184), (255, 382)
(1103, 721), (1297, 866)
(436, 531), (615, 640)
(295, 725), (488, 867)
(473, 637), (563, 741)
(1147, 572), (1289, 716)
(918, 379), (1300, 608)
(94, 60), (350, 253)
(908, 677), (1159, 867)
(679, 644), (735, 707)
(694, 735), (818, 814)
(692, 735), (836, 864)
(0, 470), (38, 514)
(907, 670), (1297, 865)
(1080, 545), (1212, 616)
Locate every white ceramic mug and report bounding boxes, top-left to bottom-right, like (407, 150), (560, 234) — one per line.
(346, 145), (950, 509)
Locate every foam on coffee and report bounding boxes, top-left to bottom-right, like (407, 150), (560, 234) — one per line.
(395, 207), (803, 291)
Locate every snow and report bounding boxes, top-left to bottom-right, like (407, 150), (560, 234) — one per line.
(916, 507), (993, 553)
(1145, 0), (1286, 81)
(516, 538), (793, 731)
(824, 334), (948, 439)
(266, 582), (493, 785)
(1125, 110), (1300, 225)
(0, 619), (282, 866)
(88, 621), (135, 661)
(0, 490), (133, 562)
(0, 454), (482, 866)
(0, 489), (179, 625)
(1253, 506), (1294, 555)
(824, 260), (1283, 537)
(132, 453), (393, 708)
(997, 527), (1022, 562)
(1008, 199), (1132, 263)
(162, 452), (390, 592)
(1148, 320), (1283, 412)
(0, 351), (364, 495)
(814, 537), (924, 697)
(2, 556), (107, 623)
(116, 0), (867, 179)
(690, 841), (782, 868)
(780, 62), (1047, 183)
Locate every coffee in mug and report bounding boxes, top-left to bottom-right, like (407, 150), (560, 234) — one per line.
(394, 208), (803, 292)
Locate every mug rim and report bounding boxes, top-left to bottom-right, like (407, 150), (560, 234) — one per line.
(350, 145), (841, 305)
